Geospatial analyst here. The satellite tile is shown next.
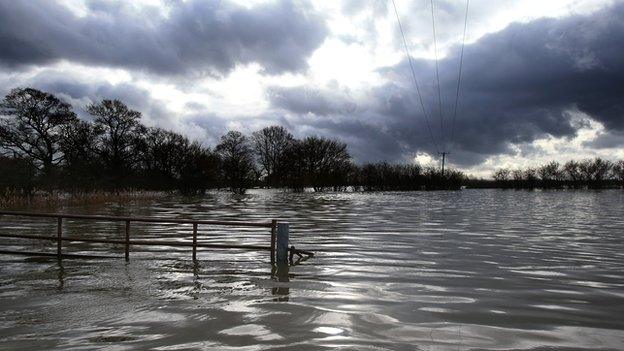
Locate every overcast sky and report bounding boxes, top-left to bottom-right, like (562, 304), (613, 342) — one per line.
(1, 0), (622, 177)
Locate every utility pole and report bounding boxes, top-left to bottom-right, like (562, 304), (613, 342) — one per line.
(439, 152), (450, 175)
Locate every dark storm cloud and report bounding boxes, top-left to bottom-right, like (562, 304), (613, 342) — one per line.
(268, 85), (357, 116)
(269, 3), (624, 166)
(9, 71), (246, 146)
(302, 117), (409, 163)
(19, 72), (169, 125)
(0, 0), (328, 76)
(0, 70), (205, 140)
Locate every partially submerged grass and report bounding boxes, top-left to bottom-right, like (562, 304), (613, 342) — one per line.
(0, 190), (167, 209)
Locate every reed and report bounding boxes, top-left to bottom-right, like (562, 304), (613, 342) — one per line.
(0, 190), (166, 209)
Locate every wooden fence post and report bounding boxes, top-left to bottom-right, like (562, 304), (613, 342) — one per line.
(57, 217), (62, 258)
(276, 222), (289, 264)
(270, 220), (277, 265)
(0, 211), (304, 263)
(192, 223), (198, 261)
(125, 220), (130, 261)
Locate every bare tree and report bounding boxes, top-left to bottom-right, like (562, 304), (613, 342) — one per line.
(0, 88), (77, 176)
(511, 169), (524, 188)
(295, 136), (352, 192)
(563, 160), (582, 188)
(578, 159), (594, 186)
(59, 120), (101, 189)
(176, 142), (219, 195)
(524, 168), (538, 188)
(215, 131), (257, 194)
(136, 127), (218, 193)
(87, 99), (143, 181)
(493, 168), (510, 187)
(612, 160), (624, 187)
(538, 161), (562, 188)
(588, 158), (612, 188)
(251, 125), (293, 186)
(139, 128), (189, 183)
(359, 162), (428, 191)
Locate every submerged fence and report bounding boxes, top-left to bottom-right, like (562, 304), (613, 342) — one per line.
(0, 211), (302, 264)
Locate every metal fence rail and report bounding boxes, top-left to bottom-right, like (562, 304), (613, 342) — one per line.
(0, 210), (284, 264)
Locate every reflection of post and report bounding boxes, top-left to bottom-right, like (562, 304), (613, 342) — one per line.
(57, 217), (62, 258)
(276, 222), (289, 264)
(191, 260), (201, 300)
(270, 219), (277, 265)
(271, 262), (290, 300)
(192, 223), (198, 261)
(125, 220), (130, 261)
(57, 260), (65, 292)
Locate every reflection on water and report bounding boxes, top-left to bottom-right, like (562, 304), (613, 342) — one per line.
(271, 263), (290, 302)
(1, 189), (624, 350)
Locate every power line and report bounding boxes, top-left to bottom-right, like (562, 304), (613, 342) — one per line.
(391, 0), (440, 154)
(430, 0), (445, 151)
(449, 0), (470, 152)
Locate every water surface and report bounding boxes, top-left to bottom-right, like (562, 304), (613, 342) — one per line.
(1, 189), (623, 350)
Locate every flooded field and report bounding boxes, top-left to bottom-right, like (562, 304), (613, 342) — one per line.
(1, 189), (623, 350)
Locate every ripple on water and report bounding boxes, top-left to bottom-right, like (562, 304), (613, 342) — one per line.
(1, 189), (623, 350)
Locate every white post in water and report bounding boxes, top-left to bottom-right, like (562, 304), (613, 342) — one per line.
(276, 222), (289, 264)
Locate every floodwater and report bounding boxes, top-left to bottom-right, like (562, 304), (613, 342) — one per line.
(1, 189), (623, 350)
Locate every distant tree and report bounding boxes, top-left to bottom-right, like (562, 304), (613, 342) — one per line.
(493, 168), (510, 181)
(215, 131), (257, 194)
(511, 169), (524, 188)
(493, 168), (511, 188)
(538, 161), (562, 188)
(587, 158), (612, 188)
(523, 168), (538, 188)
(404, 164), (423, 185)
(578, 159), (594, 187)
(137, 128), (219, 193)
(359, 163), (378, 191)
(444, 169), (465, 190)
(138, 128), (189, 188)
(295, 136), (352, 192)
(358, 162), (427, 191)
(563, 160), (582, 188)
(612, 160), (624, 187)
(59, 120), (101, 190)
(0, 88), (77, 177)
(87, 99), (144, 186)
(423, 166), (442, 189)
(280, 140), (307, 191)
(252, 125), (294, 186)
(177, 143), (219, 195)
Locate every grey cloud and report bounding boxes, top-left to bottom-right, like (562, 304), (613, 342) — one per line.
(268, 85), (357, 116)
(584, 131), (624, 149)
(0, 0), (328, 76)
(22, 72), (168, 125)
(0, 69), (294, 150)
(183, 111), (292, 146)
(307, 118), (410, 163)
(1, 71), (212, 141)
(34, 73), (247, 145)
(268, 3), (624, 166)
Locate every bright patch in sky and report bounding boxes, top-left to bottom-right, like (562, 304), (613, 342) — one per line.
(0, 0), (621, 178)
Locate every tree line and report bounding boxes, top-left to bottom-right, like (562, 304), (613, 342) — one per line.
(488, 159), (624, 189)
(1, 87), (464, 196)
